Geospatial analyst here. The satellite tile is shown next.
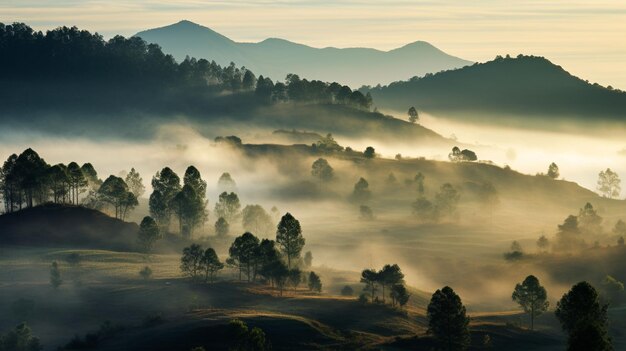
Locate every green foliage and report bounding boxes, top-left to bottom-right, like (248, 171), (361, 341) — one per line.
(228, 319), (272, 351)
(170, 184), (206, 237)
(229, 232), (261, 281)
(201, 247), (224, 283)
(0, 323), (42, 351)
(276, 213), (305, 269)
(50, 261), (62, 289)
(180, 244), (204, 280)
(427, 286), (470, 351)
(363, 146), (376, 159)
(315, 134), (344, 153)
(150, 167), (182, 229)
(308, 271), (322, 292)
(137, 216), (160, 253)
(512, 275), (549, 330)
(555, 281), (612, 351)
(98, 175), (137, 220)
(448, 146), (477, 162)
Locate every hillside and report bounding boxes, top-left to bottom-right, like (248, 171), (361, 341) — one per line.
(0, 204), (139, 251)
(365, 55), (626, 124)
(135, 20), (472, 87)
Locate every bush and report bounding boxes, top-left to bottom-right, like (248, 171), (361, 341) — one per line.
(341, 285), (354, 296)
(139, 266), (152, 279)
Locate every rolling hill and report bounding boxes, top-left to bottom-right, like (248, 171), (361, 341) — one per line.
(364, 55), (626, 124)
(135, 20), (472, 87)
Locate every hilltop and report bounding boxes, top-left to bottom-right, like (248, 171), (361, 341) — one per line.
(364, 55), (626, 126)
(135, 20), (472, 87)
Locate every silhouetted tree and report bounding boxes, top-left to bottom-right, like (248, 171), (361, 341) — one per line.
(228, 319), (272, 351)
(360, 269), (378, 302)
(555, 215), (583, 252)
(555, 281), (612, 351)
(378, 264), (405, 304)
(512, 275), (549, 330)
(139, 266), (152, 280)
(288, 268), (302, 293)
(363, 146), (376, 159)
(98, 175), (137, 220)
(427, 286), (470, 351)
(50, 261), (62, 289)
(408, 106), (418, 123)
(276, 213), (305, 269)
(67, 162), (87, 204)
(215, 217), (230, 238)
(412, 196), (436, 222)
(201, 247), (224, 283)
(137, 216), (160, 253)
(537, 235), (549, 252)
(434, 183), (460, 218)
(548, 162), (560, 179)
(303, 251), (313, 268)
(597, 168), (620, 199)
(180, 244), (204, 280)
(352, 177), (371, 202)
(341, 285), (354, 296)
(391, 284), (410, 308)
(229, 232), (260, 281)
(150, 167), (181, 228)
(308, 271), (322, 292)
(315, 133), (343, 153)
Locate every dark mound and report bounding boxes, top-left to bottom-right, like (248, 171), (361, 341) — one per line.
(0, 204), (138, 251)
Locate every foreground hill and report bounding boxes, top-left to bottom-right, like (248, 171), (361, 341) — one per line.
(135, 20), (472, 87)
(0, 204), (138, 251)
(365, 55), (626, 125)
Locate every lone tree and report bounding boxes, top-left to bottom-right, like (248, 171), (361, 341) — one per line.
(597, 168), (621, 199)
(276, 213), (305, 269)
(548, 162), (560, 179)
(352, 177), (371, 202)
(50, 261), (62, 289)
(137, 216), (161, 253)
(512, 275), (549, 330)
(555, 281), (612, 351)
(201, 247), (224, 283)
(408, 106), (419, 123)
(308, 271), (322, 292)
(311, 158), (334, 183)
(427, 286), (470, 351)
(363, 146), (376, 159)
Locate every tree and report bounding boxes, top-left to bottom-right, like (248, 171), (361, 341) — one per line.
(408, 106), (418, 123)
(242, 205), (273, 236)
(303, 251), (313, 268)
(215, 217), (230, 238)
(201, 247), (224, 283)
(276, 212), (305, 269)
(139, 266), (152, 279)
(555, 215), (583, 252)
(308, 271), (322, 292)
(537, 235), (549, 252)
(548, 162), (560, 179)
(555, 281), (612, 351)
(180, 244), (204, 280)
(434, 183), (460, 218)
(360, 269), (378, 302)
(98, 175), (137, 220)
(67, 162), (87, 204)
(391, 284), (410, 308)
(0, 322), (43, 351)
(217, 172), (237, 192)
(150, 167), (182, 228)
(363, 146), (376, 159)
(427, 286), (470, 351)
(149, 190), (169, 231)
(170, 184), (205, 237)
(612, 219), (626, 238)
(229, 232), (260, 281)
(315, 133), (344, 153)
(352, 177), (371, 202)
(215, 192), (241, 223)
(50, 261), (62, 289)
(449, 147), (477, 162)
(378, 264), (404, 304)
(512, 275), (549, 330)
(125, 168), (145, 198)
(597, 168), (620, 199)
(311, 158), (334, 183)
(137, 216), (160, 253)
(228, 319), (272, 351)
(359, 205), (374, 220)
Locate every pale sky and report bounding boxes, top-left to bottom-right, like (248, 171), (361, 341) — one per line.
(2, 0), (626, 89)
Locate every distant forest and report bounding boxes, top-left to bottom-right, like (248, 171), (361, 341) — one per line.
(364, 55), (626, 121)
(0, 23), (373, 114)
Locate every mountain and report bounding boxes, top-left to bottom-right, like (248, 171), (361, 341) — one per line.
(364, 55), (626, 124)
(134, 20), (472, 87)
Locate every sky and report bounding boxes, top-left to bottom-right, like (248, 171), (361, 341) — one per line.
(2, 0), (626, 89)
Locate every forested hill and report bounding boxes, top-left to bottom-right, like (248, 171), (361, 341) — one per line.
(364, 55), (626, 122)
(135, 20), (472, 87)
(0, 23), (445, 143)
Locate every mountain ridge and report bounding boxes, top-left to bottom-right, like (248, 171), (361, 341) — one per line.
(135, 20), (472, 87)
